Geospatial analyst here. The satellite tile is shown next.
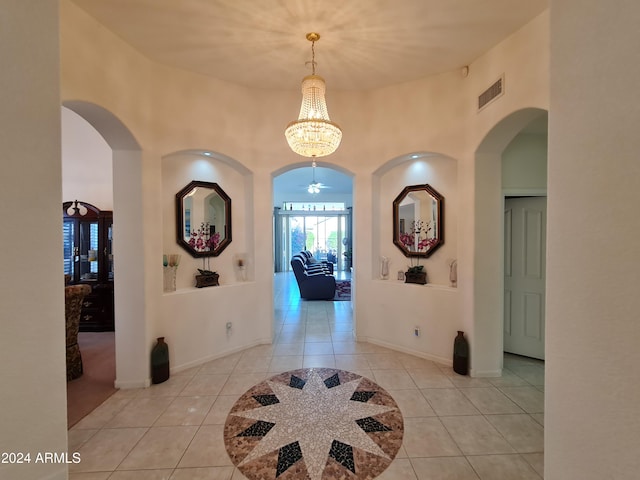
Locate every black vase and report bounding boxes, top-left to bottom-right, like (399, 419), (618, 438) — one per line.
(151, 337), (170, 384)
(453, 331), (469, 375)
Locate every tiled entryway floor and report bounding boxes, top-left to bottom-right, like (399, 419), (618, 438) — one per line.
(68, 272), (544, 479)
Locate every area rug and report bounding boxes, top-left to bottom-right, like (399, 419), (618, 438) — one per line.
(334, 280), (351, 301)
(224, 368), (403, 480)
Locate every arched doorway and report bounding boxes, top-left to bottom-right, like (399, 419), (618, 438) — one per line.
(62, 100), (148, 390)
(272, 161), (355, 344)
(272, 161), (354, 276)
(473, 108), (548, 375)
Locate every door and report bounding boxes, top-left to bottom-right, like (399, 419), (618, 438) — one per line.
(276, 211), (350, 272)
(504, 196), (546, 359)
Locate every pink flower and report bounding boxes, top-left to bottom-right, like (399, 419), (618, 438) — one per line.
(189, 222), (221, 252)
(400, 233), (414, 248)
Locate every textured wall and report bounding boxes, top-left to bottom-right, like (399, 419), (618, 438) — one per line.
(546, 0), (640, 478)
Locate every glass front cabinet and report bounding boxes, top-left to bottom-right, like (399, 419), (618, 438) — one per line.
(63, 201), (114, 331)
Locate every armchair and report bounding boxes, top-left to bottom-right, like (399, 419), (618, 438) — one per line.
(65, 284), (91, 380)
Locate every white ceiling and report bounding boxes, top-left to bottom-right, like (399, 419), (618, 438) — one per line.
(70, 0), (548, 91)
(273, 164), (353, 196)
(70, 0), (548, 195)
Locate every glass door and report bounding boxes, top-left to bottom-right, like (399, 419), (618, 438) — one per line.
(277, 210), (350, 273)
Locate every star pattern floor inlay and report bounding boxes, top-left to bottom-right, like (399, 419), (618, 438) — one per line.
(224, 368), (404, 479)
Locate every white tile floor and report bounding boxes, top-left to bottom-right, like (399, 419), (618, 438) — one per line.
(68, 272), (545, 479)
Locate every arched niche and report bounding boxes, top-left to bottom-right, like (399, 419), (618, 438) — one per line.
(161, 149), (254, 288)
(373, 152), (458, 286)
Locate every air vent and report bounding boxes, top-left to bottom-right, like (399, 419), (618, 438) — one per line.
(478, 75), (504, 111)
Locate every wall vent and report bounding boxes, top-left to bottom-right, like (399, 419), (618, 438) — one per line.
(478, 75), (504, 111)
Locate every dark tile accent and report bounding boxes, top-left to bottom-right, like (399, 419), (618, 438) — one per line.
(351, 391), (376, 403)
(356, 417), (392, 433)
(253, 394), (280, 406)
(276, 441), (303, 477)
(329, 439), (356, 473)
(237, 420), (276, 437)
(324, 372), (341, 388)
(289, 375), (306, 390)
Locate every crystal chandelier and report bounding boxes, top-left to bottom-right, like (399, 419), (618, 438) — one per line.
(285, 33), (342, 158)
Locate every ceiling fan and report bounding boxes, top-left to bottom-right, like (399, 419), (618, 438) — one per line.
(306, 160), (330, 194)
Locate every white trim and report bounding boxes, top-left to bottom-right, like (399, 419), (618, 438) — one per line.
(169, 338), (272, 374)
(357, 336), (504, 378)
(470, 368), (503, 378)
(114, 378), (150, 389)
(356, 335), (453, 368)
(502, 188), (547, 196)
(116, 338), (272, 388)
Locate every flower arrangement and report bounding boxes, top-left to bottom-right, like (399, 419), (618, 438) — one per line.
(188, 222), (221, 273)
(188, 222), (220, 252)
(401, 220), (437, 273)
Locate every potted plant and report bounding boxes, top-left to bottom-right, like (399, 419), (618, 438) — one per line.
(189, 222), (221, 287)
(342, 247), (352, 269)
(401, 221), (437, 284)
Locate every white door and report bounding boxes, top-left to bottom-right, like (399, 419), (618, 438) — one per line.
(504, 196), (546, 359)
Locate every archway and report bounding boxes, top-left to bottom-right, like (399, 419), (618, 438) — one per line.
(273, 161), (354, 275)
(472, 107), (548, 376)
(272, 161), (355, 341)
(62, 100), (148, 389)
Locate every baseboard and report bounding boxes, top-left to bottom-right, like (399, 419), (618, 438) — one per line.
(114, 378), (150, 389)
(357, 335), (453, 368)
(356, 337), (505, 378)
(113, 339), (272, 388)
(470, 368), (502, 378)
(170, 338), (272, 374)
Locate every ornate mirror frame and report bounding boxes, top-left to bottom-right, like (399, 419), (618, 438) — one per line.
(392, 184), (444, 258)
(175, 180), (232, 258)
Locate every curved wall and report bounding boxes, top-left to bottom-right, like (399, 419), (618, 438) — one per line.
(60, 0), (549, 377)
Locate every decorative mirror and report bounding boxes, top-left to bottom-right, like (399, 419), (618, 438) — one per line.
(176, 181), (231, 258)
(393, 184), (444, 258)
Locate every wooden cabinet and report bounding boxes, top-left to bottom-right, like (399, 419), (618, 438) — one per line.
(63, 201), (114, 332)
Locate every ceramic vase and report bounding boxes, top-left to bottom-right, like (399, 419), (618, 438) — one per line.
(151, 337), (170, 384)
(453, 331), (469, 375)
(163, 266), (177, 292)
(380, 256), (390, 279)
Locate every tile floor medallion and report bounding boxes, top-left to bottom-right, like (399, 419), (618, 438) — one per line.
(224, 368), (403, 479)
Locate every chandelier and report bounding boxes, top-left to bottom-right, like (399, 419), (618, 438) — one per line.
(285, 33), (342, 158)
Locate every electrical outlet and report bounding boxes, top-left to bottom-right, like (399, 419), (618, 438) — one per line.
(414, 327), (420, 337)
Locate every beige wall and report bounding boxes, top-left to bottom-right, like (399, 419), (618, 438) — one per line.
(546, 0), (640, 478)
(0, 2), (68, 479)
(61, 107), (113, 210)
(502, 132), (548, 192)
